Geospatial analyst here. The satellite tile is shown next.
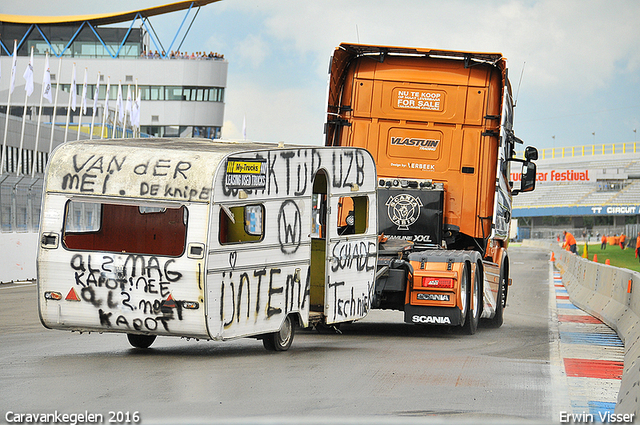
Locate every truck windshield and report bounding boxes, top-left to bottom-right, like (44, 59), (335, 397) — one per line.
(62, 200), (187, 256)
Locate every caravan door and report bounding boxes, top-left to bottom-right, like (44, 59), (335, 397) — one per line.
(323, 151), (378, 324)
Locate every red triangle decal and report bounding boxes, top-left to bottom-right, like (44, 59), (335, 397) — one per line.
(163, 294), (176, 308)
(66, 287), (80, 301)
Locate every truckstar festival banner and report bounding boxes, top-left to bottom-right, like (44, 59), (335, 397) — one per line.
(510, 169), (591, 184)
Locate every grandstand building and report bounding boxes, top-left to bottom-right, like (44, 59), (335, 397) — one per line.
(0, 0), (226, 143)
(0, 1), (226, 283)
(513, 143), (640, 241)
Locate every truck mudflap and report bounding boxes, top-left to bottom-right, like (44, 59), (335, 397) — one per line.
(405, 249), (483, 326)
(404, 304), (463, 326)
(480, 259), (502, 319)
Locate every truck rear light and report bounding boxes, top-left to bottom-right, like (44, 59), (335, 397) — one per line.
(422, 277), (454, 288)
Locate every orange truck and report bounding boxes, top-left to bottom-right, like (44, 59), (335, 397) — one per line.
(325, 43), (537, 334)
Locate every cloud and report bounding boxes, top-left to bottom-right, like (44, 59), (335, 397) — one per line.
(221, 0), (640, 94)
(14, 0), (640, 149)
(222, 78), (326, 145)
(233, 34), (270, 68)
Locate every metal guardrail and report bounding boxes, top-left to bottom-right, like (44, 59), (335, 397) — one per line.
(517, 142), (639, 160)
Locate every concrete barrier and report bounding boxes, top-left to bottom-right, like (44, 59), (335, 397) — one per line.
(0, 232), (38, 283)
(523, 239), (640, 415)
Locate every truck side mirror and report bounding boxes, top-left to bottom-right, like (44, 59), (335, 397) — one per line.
(524, 146), (538, 161)
(518, 162), (536, 194)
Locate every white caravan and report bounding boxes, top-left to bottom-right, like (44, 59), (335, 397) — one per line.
(37, 138), (378, 350)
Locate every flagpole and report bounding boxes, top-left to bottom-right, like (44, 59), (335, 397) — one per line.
(89, 72), (100, 140)
(17, 46), (35, 176)
(48, 56), (62, 159)
(137, 88), (141, 137)
(31, 86), (45, 178)
(1, 40), (18, 176)
(114, 81), (121, 139)
(111, 81), (120, 139)
(77, 67), (87, 141)
(124, 84), (132, 138)
(31, 52), (49, 178)
(135, 79), (139, 138)
(101, 76), (110, 139)
(17, 85), (29, 175)
(64, 63), (76, 143)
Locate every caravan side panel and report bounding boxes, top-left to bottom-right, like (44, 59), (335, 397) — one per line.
(37, 140), (221, 339)
(205, 147), (378, 337)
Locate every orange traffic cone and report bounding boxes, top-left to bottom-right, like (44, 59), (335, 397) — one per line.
(593, 254), (598, 263)
(605, 259), (610, 265)
(550, 252), (555, 262)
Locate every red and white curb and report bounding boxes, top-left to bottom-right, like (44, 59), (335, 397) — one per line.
(549, 262), (625, 421)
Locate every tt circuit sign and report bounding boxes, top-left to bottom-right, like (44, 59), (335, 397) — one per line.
(513, 205), (640, 218)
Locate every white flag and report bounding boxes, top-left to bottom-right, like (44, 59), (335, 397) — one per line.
(80, 68), (88, 114)
(42, 54), (52, 103)
(125, 85), (132, 118)
(132, 88), (141, 128)
(104, 77), (110, 113)
(9, 40), (17, 94)
(117, 82), (124, 124)
(23, 48), (34, 97)
(92, 72), (100, 116)
(242, 115), (246, 140)
(70, 64), (77, 111)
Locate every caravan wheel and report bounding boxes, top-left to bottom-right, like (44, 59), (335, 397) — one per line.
(127, 333), (157, 349)
(263, 315), (295, 351)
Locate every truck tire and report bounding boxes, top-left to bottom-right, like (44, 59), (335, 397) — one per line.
(263, 315), (295, 351)
(462, 263), (480, 335)
(127, 333), (156, 349)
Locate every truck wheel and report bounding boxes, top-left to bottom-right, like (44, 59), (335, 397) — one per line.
(127, 333), (156, 349)
(486, 269), (506, 328)
(263, 315), (295, 351)
(462, 264), (480, 335)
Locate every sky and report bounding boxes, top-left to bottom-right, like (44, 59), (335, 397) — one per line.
(4, 0), (640, 152)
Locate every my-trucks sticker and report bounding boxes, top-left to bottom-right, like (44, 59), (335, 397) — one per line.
(394, 89), (444, 111)
(225, 158), (267, 189)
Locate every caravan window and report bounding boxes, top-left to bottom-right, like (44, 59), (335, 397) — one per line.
(219, 204), (264, 244)
(62, 200), (187, 256)
(337, 196), (369, 236)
